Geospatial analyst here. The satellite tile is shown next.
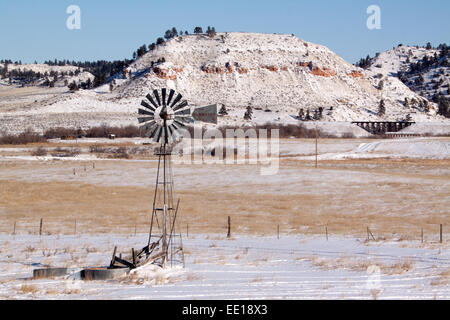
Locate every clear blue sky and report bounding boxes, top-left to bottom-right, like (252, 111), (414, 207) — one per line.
(0, 0), (448, 64)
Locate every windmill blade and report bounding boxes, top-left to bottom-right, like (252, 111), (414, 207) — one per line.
(154, 127), (163, 143)
(167, 89), (175, 106)
(138, 116), (154, 124)
(170, 93), (183, 108)
(140, 122), (157, 137)
(161, 88), (167, 107)
(153, 89), (161, 106)
(145, 94), (159, 109)
(141, 100), (156, 112)
(174, 108), (191, 116)
(169, 124), (184, 140)
(173, 119), (187, 128)
(145, 124), (159, 138)
(173, 100), (188, 112)
(192, 104), (217, 124)
(158, 126), (172, 144)
(138, 108), (154, 116)
(140, 120), (156, 130)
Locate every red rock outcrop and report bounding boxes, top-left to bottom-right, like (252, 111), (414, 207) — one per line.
(151, 66), (183, 80)
(311, 66), (335, 77)
(237, 67), (248, 74)
(262, 65), (278, 72)
(348, 70), (365, 78)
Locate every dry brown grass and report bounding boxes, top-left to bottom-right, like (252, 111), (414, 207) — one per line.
(63, 288), (81, 295)
(23, 246), (36, 253)
(431, 268), (450, 286)
(0, 157), (448, 238)
(370, 289), (381, 300)
(19, 284), (38, 294)
(309, 255), (415, 275)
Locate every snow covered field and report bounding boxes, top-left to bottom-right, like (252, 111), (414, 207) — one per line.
(0, 234), (448, 299)
(0, 137), (448, 299)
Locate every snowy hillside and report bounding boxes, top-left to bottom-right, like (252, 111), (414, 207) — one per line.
(119, 32), (441, 123)
(0, 62), (94, 88)
(366, 44), (449, 102)
(0, 33), (449, 135)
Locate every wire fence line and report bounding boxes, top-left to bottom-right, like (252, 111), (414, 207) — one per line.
(0, 217), (445, 245)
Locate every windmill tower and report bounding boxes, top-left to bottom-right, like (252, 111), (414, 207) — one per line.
(109, 88), (217, 270)
(139, 88), (193, 268)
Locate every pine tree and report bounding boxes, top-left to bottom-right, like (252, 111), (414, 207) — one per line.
(137, 44), (147, 57)
(244, 106), (253, 120)
(313, 109), (319, 120)
(318, 107), (323, 119)
(68, 81), (78, 91)
(378, 99), (385, 116)
(194, 26), (203, 34)
(207, 26), (216, 38)
(305, 109), (311, 120)
(298, 108), (304, 120)
(164, 29), (173, 40)
(404, 97), (409, 108)
(423, 100), (430, 113)
(437, 96), (449, 117)
(218, 105), (228, 116)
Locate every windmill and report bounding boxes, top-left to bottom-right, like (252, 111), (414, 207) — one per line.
(109, 88), (217, 270)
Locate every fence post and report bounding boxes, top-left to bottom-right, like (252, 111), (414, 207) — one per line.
(421, 227), (423, 243)
(13, 221), (16, 235)
(227, 216), (231, 238)
(325, 225), (328, 241)
(440, 224), (443, 243)
(277, 224), (280, 240)
(367, 227), (375, 241)
(186, 223), (189, 238)
(315, 126), (318, 168)
(39, 218), (43, 236)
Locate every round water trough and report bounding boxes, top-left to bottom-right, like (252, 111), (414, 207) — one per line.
(80, 267), (129, 280)
(33, 267), (71, 279)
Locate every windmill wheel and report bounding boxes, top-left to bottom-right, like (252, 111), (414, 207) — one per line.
(138, 88), (193, 144)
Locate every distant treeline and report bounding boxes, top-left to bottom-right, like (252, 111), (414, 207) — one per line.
(1, 26), (217, 89)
